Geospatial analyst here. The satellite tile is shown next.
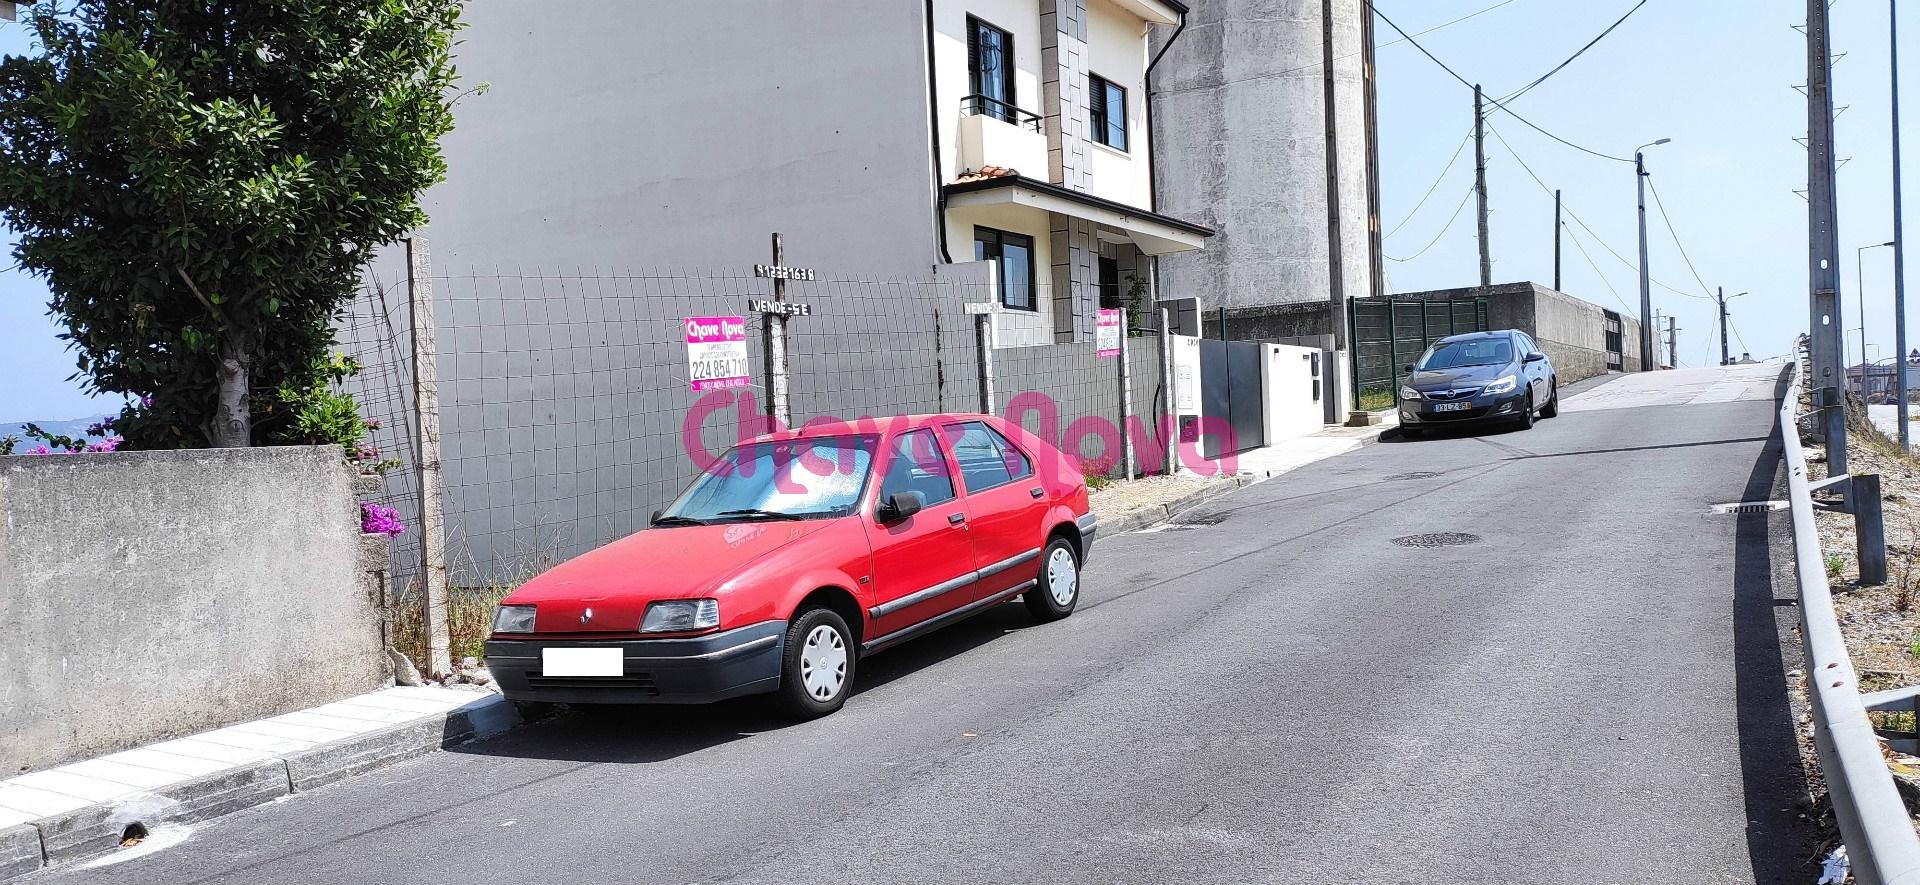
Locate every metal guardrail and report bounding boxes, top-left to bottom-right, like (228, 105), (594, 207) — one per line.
(1782, 357), (1920, 885)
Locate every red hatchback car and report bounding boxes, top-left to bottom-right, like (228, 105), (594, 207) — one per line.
(484, 413), (1094, 718)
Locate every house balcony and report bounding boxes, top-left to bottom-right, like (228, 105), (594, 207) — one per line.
(956, 94), (1047, 181)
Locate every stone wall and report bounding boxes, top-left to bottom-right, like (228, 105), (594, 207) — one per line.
(0, 447), (390, 773)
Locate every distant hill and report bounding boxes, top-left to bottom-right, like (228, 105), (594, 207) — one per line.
(1, 415), (115, 445)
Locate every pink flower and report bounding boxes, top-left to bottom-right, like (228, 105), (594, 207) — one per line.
(360, 502), (405, 537)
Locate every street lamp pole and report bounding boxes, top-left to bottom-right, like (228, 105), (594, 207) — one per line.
(1636, 139), (1670, 372)
(1895, 0), (1912, 450)
(1860, 240), (1896, 391)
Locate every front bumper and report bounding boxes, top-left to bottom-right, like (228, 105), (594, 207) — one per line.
(484, 619), (786, 705)
(1398, 391), (1527, 426)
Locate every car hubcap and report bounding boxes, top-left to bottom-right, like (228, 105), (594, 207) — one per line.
(1047, 547), (1078, 606)
(798, 624), (847, 701)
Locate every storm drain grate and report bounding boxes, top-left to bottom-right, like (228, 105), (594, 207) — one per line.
(1709, 501), (1788, 515)
(1391, 532), (1482, 549)
(1384, 472), (1444, 481)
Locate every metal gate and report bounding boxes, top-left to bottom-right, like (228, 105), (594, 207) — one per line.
(1350, 297), (1489, 412)
(1198, 339), (1266, 458)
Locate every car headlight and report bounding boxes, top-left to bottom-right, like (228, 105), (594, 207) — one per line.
(1399, 385), (1420, 400)
(492, 604), (537, 634)
(1483, 375), (1518, 395)
(640, 598), (720, 633)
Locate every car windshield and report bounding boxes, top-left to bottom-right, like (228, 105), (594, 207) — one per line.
(658, 435), (877, 523)
(1416, 338), (1514, 371)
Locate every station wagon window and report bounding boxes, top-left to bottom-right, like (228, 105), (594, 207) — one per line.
(975, 227), (1035, 311)
(1088, 74), (1127, 151)
(878, 429), (955, 507)
(944, 421), (1030, 493)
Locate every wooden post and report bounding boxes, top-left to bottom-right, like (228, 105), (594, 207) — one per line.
(407, 236), (451, 680)
(1118, 310), (1135, 480)
(766, 233), (792, 429)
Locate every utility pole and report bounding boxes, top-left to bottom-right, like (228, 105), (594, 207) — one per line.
(1728, 284), (1743, 364)
(1474, 84), (1491, 289)
(1553, 189), (1562, 292)
(1653, 308), (1663, 367)
(1667, 316), (1679, 370)
(1807, 0), (1849, 482)
(1895, 0), (1913, 451)
(1637, 150), (1655, 371)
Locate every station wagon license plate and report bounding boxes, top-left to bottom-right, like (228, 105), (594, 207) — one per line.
(541, 647), (623, 677)
(1432, 402), (1472, 413)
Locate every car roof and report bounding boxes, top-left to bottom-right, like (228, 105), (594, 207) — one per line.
(1434, 330), (1518, 345)
(748, 412), (996, 444)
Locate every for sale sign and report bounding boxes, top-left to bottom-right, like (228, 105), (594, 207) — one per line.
(1096, 308), (1123, 358)
(684, 315), (749, 391)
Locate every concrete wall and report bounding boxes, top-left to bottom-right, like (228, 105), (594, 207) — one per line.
(1390, 282), (1646, 385)
(0, 447), (388, 774)
(1149, 0), (1373, 310)
(418, 0), (939, 276)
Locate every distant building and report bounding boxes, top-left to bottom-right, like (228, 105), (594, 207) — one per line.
(1847, 354), (1920, 400)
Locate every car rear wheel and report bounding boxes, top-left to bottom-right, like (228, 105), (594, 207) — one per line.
(775, 607), (855, 718)
(1539, 378), (1559, 418)
(1024, 536), (1081, 622)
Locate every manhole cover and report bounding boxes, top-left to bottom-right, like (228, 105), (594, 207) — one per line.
(1709, 501), (1788, 515)
(1391, 532), (1482, 548)
(1384, 472), (1443, 481)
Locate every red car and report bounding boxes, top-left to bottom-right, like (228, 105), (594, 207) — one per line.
(484, 414), (1094, 718)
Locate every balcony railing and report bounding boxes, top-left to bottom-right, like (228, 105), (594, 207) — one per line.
(960, 94), (1042, 133)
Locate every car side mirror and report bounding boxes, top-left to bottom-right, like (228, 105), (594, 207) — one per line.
(878, 491), (926, 523)
(1524, 351), (1547, 363)
(1402, 364), (1415, 374)
(649, 509), (662, 524)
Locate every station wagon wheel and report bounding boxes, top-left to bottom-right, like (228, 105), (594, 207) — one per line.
(776, 606), (856, 718)
(1023, 536), (1081, 622)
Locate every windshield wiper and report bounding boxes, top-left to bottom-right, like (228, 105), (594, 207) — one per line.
(714, 508), (802, 521)
(650, 514), (708, 527)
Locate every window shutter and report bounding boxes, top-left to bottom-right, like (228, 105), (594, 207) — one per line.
(1089, 75), (1105, 124)
(967, 20), (979, 97)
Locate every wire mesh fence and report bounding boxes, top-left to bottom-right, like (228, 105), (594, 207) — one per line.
(341, 265), (1163, 588)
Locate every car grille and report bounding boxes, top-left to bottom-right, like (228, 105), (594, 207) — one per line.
(527, 673), (660, 695)
(1423, 387), (1482, 402)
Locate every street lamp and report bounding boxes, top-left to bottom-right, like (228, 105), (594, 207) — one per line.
(1636, 138), (1671, 372)
(1858, 240), (1896, 380)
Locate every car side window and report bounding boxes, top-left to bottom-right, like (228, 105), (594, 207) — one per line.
(946, 421), (1030, 492)
(878, 429), (955, 507)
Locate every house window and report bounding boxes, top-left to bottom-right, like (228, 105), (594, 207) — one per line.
(974, 227), (1035, 311)
(968, 16), (1016, 124)
(1098, 256), (1121, 309)
(1089, 74), (1127, 151)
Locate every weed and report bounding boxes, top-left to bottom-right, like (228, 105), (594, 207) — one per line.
(1826, 552), (1847, 579)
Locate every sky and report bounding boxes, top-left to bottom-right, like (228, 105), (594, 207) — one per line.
(0, 1), (1908, 420)
(1373, 0), (1906, 369)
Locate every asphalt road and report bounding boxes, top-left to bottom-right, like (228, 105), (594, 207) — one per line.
(34, 364), (1816, 885)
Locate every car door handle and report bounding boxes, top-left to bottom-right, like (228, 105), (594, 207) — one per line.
(948, 512), (966, 525)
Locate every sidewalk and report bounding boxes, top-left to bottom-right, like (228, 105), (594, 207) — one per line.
(0, 686), (517, 880)
(1089, 419), (1395, 535)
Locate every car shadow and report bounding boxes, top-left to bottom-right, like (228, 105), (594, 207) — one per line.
(1379, 421), (1530, 443)
(447, 601), (1037, 765)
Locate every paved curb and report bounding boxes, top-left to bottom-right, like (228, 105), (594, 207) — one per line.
(0, 692), (518, 881)
(1092, 426), (1392, 538)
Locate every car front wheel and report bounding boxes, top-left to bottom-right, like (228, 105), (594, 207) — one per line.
(1539, 377), (1559, 418)
(775, 607), (855, 718)
(1024, 536), (1081, 622)
(1514, 390), (1535, 430)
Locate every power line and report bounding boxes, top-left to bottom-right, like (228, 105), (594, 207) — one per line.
(1497, 0), (1651, 104)
(1642, 175), (1718, 300)
(1483, 120), (1707, 300)
(1386, 182), (1479, 263)
(1384, 127), (1475, 239)
(1367, 0), (1634, 164)
(1151, 0), (1520, 98)
(1559, 214), (1636, 314)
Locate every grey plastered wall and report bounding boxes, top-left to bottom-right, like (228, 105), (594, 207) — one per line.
(0, 447), (385, 774)
(1149, 0), (1375, 309)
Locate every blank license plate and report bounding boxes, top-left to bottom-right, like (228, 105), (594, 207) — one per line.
(1432, 402), (1472, 412)
(542, 647), (623, 677)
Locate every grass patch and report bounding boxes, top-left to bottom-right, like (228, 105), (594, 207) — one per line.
(1826, 552), (1847, 579)
(390, 582), (513, 665)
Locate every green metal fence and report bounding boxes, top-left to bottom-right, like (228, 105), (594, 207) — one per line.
(1350, 297), (1490, 412)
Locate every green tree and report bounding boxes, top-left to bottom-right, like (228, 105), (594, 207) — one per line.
(0, 1), (461, 447)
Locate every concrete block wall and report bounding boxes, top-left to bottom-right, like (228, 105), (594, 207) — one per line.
(0, 447), (389, 774)
(1390, 282), (1643, 385)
